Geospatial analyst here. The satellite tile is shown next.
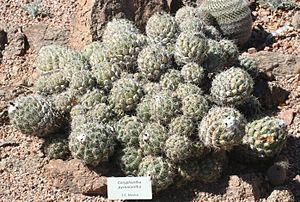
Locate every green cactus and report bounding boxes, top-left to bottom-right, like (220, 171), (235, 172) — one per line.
(139, 122), (168, 156)
(181, 62), (205, 85)
(102, 18), (139, 43)
(165, 134), (194, 163)
(82, 41), (103, 60)
(43, 133), (70, 160)
(148, 90), (181, 124)
(146, 12), (179, 47)
(69, 70), (96, 96)
(200, 0), (253, 46)
(210, 67), (254, 106)
(117, 147), (143, 176)
(108, 77), (143, 116)
(9, 95), (61, 136)
(175, 83), (203, 99)
(182, 94), (209, 121)
(137, 44), (172, 81)
(160, 69), (183, 91)
(138, 155), (175, 192)
(34, 70), (69, 95)
(69, 122), (116, 166)
(199, 106), (246, 150)
(104, 32), (147, 71)
(116, 115), (144, 147)
(79, 89), (107, 109)
(178, 151), (228, 183)
(175, 31), (209, 65)
(169, 115), (195, 137)
(231, 117), (287, 163)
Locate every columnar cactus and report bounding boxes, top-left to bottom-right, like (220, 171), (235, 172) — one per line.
(200, 0), (253, 46)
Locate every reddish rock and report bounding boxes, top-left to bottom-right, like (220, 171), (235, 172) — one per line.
(69, 0), (169, 50)
(2, 26), (27, 58)
(278, 109), (295, 125)
(252, 51), (300, 77)
(225, 174), (265, 201)
(23, 24), (69, 51)
(292, 11), (300, 29)
(43, 159), (107, 196)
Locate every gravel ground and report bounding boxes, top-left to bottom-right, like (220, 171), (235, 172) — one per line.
(0, 0), (300, 201)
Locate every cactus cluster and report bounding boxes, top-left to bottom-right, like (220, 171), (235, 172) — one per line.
(8, 8), (287, 195)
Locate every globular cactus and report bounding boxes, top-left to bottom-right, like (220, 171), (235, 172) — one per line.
(182, 94), (209, 121)
(36, 45), (88, 73)
(9, 95), (61, 136)
(79, 89), (107, 109)
(138, 155), (175, 193)
(34, 71), (69, 95)
(139, 122), (168, 155)
(35, 45), (66, 72)
(178, 151), (228, 183)
(200, 0), (253, 46)
(237, 96), (262, 121)
(92, 62), (122, 91)
(136, 95), (152, 122)
(82, 41), (103, 60)
(160, 69), (183, 91)
(148, 90), (181, 124)
(89, 44), (109, 67)
(108, 77), (143, 116)
(210, 67), (254, 107)
(69, 70), (96, 96)
(117, 147), (143, 176)
(199, 107), (246, 151)
(43, 133), (70, 160)
(197, 151), (228, 183)
(181, 62), (205, 85)
(237, 55), (260, 78)
(169, 115), (195, 137)
(146, 12), (179, 47)
(137, 44), (172, 81)
(143, 82), (162, 95)
(70, 105), (89, 127)
(203, 39), (239, 73)
(51, 91), (75, 113)
(116, 115), (144, 147)
(165, 134), (194, 163)
(175, 83), (203, 99)
(104, 32), (147, 71)
(231, 117), (287, 163)
(175, 31), (209, 65)
(267, 187), (295, 202)
(102, 18), (139, 43)
(87, 103), (113, 123)
(69, 122), (116, 166)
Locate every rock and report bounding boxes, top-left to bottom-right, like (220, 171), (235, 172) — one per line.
(23, 24), (69, 51)
(252, 51), (300, 77)
(225, 174), (265, 201)
(278, 109), (295, 125)
(70, 0), (169, 50)
(292, 11), (300, 29)
(0, 27), (7, 50)
(167, 0), (184, 14)
(267, 187), (295, 202)
(43, 159), (107, 196)
(2, 26), (27, 58)
(254, 79), (290, 109)
(267, 161), (289, 186)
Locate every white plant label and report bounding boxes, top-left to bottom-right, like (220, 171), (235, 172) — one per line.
(107, 176), (152, 200)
